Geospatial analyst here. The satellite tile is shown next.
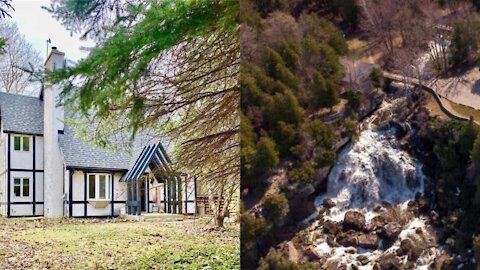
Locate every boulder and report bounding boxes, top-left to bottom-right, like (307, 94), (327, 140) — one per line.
(417, 196), (429, 212)
(396, 238), (422, 260)
(323, 220), (341, 236)
(357, 255), (370, 265)
(434, 253), (453, 270)
(357, 234), (379, 249)
(380, 222), (402, 241)
(322, 198), (336, 209)
(429, 210), (440, 225)
(344, 211), (366, 230)
(375, 253), (402, 270)
(337, 233), (358, 247)
(287, 241), (300, 263)
(303, 245), (322, 261)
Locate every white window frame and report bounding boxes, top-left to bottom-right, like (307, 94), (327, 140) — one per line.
(87, 173), (111, 200)
(13, 135), (30, 152)
(13, 177), (30, 197)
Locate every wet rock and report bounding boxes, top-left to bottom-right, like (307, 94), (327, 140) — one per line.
(303, 245), (321, 261)
(337, 233), (358, 247)
(343, 211), (366, 230)
(374, 205), (383, 212)
(322, 198), (336, 209)
(434, 253), (453, 270)
(407, 200), (415, 208)
(397, 238), (422, 260)
(351, 264), (360, 270)
(417, 196), (429, 212)
(429, 210), (440, 225)
(357, 234), (379, 249)
(380, 222), (402, 241)
(375, 253), (402, 270)
(326, 235), (337, 247)
(323, 221), (341, 236)
(287, 241), (300, 263)
(357, 255), (370, 265)
(415, 227), (423, 234)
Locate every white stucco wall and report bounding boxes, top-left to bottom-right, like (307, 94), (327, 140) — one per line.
(70, 171), (126, 217)
(9, 135), (33, 170)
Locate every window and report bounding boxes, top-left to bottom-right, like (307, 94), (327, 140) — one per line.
(87, 174), (111, 200)
(13, 178), (29, 197)
(13, 136), (30, 151)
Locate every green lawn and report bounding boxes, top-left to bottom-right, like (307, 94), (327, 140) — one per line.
(0, 218), (239, 269)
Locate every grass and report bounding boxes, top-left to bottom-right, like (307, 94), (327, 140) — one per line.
(0, 217), (239, 269)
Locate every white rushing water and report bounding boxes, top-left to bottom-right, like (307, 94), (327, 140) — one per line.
(311, 100), (441, 269)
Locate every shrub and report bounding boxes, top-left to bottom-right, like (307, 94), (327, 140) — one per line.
(314, 150), (336, 167)
(263, 193), (289, 223)
(346, 90), (364, 111)
(258, 248), (316, 270)
(288, 162), (315, 184)
(369, 67), (384, 88)
(305, 120), (336, 149)
(254, 135), (280, 175)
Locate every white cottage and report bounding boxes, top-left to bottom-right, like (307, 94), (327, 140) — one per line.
(0, 47), (197, 218)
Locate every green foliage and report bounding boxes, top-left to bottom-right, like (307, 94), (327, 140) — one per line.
(253, 0), (287, 17)
(314, 150), (336, 167)
(264, 89), (305, 126)
(471, 134), (480, 167)
(272, 121), (300, 156)
(305, 120), (336, 149)
(241, 211), (272, 268)
(299, 13), (348, 55)
(301, 38), (344, 80)
(49, 0), (239, 139)
(261, 46), (300, 91)
(369, 68), (384, 89)
(263, 193), (289, 223)
(311, 72), (340, 110)
(346, 90), (364, 111)
(241, 113), (258, 180)
(290, 144), (308, 158)
(258, 248), (315, 270)
(450, 20), (480, 65)
(288, 162), (315, 184)
(255, 135), (280, 176)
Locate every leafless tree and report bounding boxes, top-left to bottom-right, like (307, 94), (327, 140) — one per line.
(0, 21), (42, 95)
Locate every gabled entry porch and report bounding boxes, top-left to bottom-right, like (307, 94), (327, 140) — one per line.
(122, 143), (196, 216)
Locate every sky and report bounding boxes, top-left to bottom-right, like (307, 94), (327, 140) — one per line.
(10, 0), (95, 63)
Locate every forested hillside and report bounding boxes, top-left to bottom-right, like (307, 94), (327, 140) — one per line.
(241, 0), (480, 269)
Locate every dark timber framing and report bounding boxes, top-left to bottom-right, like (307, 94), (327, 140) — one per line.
(32, 136), (36, 215)
(111, 172), (114, 217)
(83, 171), (87, 217)
(7, 133), (10, 217)
(68, 169), (73, 217)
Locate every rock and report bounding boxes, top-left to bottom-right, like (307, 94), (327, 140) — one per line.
(407, 200), (415, 208)
(357, 255), (370, 265)
(303, 245), (321, 261)
(397, 238), (422, 260)
(417, 196), (429, 212)
(324, 221), (341, 236)
(376, 253), (402, 270)
(429, 210), (440, 225)
(415, 227), (423, 234)
(322, 198), (336, 208)
(326, 235), (337, 247)
(374, 205), (383, 212)
(434, 253), (453, 270)
(380, 222), (402, 241)
(337, 233), (358, 247)
(357, 234), (379, 249)
(351, 264), (360, 270)
(287, 241), (300, 263)
(343, 211), (366, 230)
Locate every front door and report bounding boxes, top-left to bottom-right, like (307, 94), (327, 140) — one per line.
(140, 181), (146, 212)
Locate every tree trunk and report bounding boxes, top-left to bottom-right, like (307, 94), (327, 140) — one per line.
(216, 214), (225, 227)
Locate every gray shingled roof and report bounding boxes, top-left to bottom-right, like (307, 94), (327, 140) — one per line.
(59, 125), (134, 171)
(0, 92), (43, 135)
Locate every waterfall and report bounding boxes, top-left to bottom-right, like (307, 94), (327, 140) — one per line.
(310, 100), (442, 269)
